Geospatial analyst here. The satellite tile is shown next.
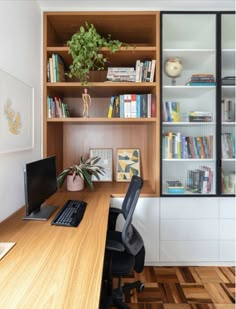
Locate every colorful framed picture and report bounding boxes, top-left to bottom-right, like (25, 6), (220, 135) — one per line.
(90, 148), (113, 182)
(116, 148), (141, 182)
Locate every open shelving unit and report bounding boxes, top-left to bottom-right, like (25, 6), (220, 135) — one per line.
(43, 12), (160, 195)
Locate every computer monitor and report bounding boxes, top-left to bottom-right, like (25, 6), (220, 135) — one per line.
(23, 156), (58, 220)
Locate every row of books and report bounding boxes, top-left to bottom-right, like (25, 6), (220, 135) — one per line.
(47, 54), (65, 83)
(186, 166), (213, 193)
(221, 169), (235, 194)
(135, 60), (156, 82)
(221, 133), (235, 158)
(107, 94), (156, 118)
(47, 96), (70, 118)
(221, 98), (234, 122)
(186, 73), (216, 86)
(162, 101), (180, 122)
(162, 133), (213, 159)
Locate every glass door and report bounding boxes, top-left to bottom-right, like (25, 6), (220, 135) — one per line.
(161, 13), (217, 195)
(220, 13), (235, 195)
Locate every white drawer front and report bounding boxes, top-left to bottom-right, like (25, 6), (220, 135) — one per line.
(160, 219), (218, 241)
(219, 219), (235, 240)
(160, 241), (218, 262)
(219, 198), (236, 218)
(219, 241), (236, 262)
(160, 197), (218, 219)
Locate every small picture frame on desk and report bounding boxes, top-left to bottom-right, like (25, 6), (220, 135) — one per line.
(116, 148), (141, 182)
(90, 148), (113, 181)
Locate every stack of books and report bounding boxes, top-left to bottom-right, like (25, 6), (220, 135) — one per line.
(106, 67), (136, 82)
(166, 180), (185, 194)
(186, 73), (216, 86)
(189, 111), (212, 122)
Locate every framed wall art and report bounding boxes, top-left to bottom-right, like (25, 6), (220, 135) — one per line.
(116, 148), (141, 182)
(90, 148), (113, 181)
(0, 68), (34, 153)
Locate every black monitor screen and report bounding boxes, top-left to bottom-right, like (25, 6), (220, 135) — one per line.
(24, 156), (58, 220)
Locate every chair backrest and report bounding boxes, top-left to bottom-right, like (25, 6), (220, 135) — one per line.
(121, 175), (144, 256)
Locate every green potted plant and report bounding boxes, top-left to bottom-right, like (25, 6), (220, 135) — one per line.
(67, 22), (124, 84)
(57, 156), (105, 191)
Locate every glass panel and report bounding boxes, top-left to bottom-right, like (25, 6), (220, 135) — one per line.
(162, 13), (217, 195)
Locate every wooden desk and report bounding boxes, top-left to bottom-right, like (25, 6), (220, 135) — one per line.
(0, 191), (111, 309)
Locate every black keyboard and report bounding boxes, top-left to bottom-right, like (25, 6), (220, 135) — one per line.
(51, 199), (87, 227)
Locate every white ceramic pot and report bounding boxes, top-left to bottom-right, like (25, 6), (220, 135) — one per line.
(66, 174), (84, 191)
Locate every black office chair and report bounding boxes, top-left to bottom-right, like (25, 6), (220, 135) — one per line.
(101, 175), (145, 309)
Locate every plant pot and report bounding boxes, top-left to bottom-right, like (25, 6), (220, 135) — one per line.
(66, 174), (84, 191)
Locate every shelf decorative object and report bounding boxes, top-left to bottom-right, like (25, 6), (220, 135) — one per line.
(117, 148), (141, 182)
(67, 22), (124, 84)
(164, 57), (183, 86)
(57, 156), (105, 191)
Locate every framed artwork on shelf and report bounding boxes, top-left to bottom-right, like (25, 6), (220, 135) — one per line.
(116, 148), (141, 182)
(0, 68), (34, 153)
(89, 148), (113, 181)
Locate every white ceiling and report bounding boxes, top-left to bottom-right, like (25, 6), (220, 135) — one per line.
(36, 0), (235, 11)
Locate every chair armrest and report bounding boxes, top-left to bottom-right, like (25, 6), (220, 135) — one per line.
(108, 207), (122, 230)
(106, 239), (125, 252)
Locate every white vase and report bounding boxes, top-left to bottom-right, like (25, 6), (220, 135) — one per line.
(66, 174), (84, 191)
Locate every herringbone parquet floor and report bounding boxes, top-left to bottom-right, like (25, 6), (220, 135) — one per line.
(114, 266), (236, 308)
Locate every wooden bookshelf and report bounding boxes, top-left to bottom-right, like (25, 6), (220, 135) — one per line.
(43, 12), (160, 195)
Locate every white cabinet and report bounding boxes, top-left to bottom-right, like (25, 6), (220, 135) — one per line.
(109, 197), (159, 265)
(219, 197), (235, 262)
(160, 197), (235, 264)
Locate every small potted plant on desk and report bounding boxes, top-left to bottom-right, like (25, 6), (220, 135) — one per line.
(57, 156), (105, 191)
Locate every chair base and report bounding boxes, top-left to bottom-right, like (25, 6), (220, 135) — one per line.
(100, 278), (144, 309)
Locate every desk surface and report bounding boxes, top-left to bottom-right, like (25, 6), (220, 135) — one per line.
(0, 191), (111, 309)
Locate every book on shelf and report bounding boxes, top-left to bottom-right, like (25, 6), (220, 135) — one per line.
(47, 96), (69, 118)
(222, 169), (235, 194)
(106, 67), (136, 82)
(162, 133), (213, 159)
(221, 98), (234, 122)
(186, 73), (216, 86)
(166, 180), (185, 193)
(162, 101), (180, 122)
(47, 54), (65, 83)
(108, 93), (155, 118)
(189, 111), (212, 122)
(221, 132), (235, 158)
(187, 166), (213, 194)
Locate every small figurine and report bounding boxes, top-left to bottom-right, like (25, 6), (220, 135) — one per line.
(82, 88), (91, 117)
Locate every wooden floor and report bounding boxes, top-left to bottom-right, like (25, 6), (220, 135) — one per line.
(114, 266), (236, 308)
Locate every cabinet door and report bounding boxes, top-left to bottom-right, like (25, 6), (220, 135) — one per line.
(220, 13), (235, 195)
(110, 197), (159, 265)
(161, 13), (217, 196)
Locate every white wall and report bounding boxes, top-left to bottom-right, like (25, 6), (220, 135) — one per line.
(0, 1), (41, 222)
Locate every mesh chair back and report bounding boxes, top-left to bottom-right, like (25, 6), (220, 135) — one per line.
(121, 175), (144, 256)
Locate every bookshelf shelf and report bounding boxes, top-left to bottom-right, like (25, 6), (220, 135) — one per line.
(43, 11), (160, 195)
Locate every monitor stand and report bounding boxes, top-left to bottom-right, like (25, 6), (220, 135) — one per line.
(23, 205), (58, 221)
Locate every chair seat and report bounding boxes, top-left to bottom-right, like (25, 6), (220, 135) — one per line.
(105, 230), (135, 276)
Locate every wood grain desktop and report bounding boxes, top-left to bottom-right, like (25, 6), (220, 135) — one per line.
(0, 191), (111, 308)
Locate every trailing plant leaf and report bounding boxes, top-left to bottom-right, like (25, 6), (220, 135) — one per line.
(67, 22), (125, 84)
